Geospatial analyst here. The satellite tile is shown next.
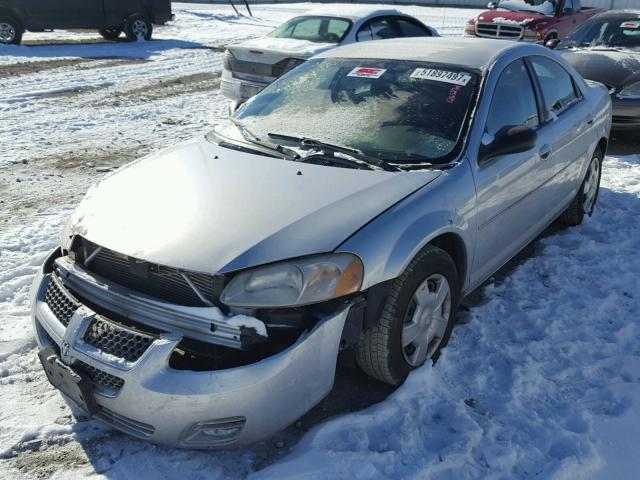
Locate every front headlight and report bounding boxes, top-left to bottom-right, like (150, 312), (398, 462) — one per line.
(618, 81), (640, 99)
(523, 28), (544, 40)
(221, 254), (364, 308)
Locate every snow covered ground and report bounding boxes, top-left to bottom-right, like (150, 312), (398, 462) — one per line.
(1, 3), (639, 479)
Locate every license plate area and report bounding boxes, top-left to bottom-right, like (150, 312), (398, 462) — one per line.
(38, 347), (99, 416)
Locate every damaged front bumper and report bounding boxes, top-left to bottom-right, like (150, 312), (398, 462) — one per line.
(31, 249), (349, 448)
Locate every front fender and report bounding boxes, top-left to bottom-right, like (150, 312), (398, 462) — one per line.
(337, 160), (477, 292)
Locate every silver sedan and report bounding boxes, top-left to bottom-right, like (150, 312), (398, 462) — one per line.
(31, 37), (611, 448)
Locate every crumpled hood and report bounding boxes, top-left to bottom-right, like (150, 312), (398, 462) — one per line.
(62, 140), (440, 274)
(474, 10), (545, 26)
(230, 37), (334, 62)
(561, 49), (640, 88)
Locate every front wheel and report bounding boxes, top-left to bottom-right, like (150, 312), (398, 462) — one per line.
(0, 17), (23, 45)
(356, 245), (460, 386)
(558, 148), (602, 226)
(124, 14), (153, 42)
(98, 28), (122, 41)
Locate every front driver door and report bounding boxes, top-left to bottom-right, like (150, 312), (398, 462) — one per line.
(28, 0), (103, 29)
(470, 58), (551, 286)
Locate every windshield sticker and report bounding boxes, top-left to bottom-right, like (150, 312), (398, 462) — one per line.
(621, 21), (640, 29)
(410, 68), (472, 86)
(347, 67), (387, 79)
(447, 85), (462, 104)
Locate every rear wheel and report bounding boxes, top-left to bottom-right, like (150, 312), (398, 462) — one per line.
(98, 28), (122, 41)
(124, 14), (152, 42)
(558, 148), (602, 226)
(356, 245), (460, 386)
(0, 17), (23, 45)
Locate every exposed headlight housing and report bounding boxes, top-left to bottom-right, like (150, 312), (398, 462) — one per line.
(618, 81), (640, 99)
(221, 254), (364, 308)
(464, 23), (476, 36)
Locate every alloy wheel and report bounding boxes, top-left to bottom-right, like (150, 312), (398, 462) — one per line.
(131, 20), (148, 39)
(0, 22), (16, 44)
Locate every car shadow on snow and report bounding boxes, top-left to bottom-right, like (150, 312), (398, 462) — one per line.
(0, 39), (206, 60)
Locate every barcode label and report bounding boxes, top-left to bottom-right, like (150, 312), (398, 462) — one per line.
(410, 68), (472, 86)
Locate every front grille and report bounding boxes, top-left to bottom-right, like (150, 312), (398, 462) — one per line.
(476, 22), (523, 39)
(84, 317), (156, 362)
(83, 242), (221, 307)
(44, 275), (80, 327)
(76, 361), (125, 392)
(97, 407), (155, 439)
(612, 115), (638, 124)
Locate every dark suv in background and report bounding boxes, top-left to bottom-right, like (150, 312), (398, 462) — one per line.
(0, 0), (172, 45)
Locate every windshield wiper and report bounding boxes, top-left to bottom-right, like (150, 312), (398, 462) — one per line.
(267, 133), (400, 172)
(228, 118), (299, 161)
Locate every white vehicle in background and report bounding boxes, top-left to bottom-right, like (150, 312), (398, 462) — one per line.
(221, 6), (439, 102)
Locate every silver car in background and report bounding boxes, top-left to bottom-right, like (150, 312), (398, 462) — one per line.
(220, 6), (438, 101)
(32, 38), (610, 448)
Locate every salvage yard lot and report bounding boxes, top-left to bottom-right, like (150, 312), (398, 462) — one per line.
(1, 3), (639, 479)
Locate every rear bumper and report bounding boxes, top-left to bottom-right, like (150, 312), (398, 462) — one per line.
(31, 250), (348, 448)
(220, 68), (270, 101)
(611, 97), (640, 131)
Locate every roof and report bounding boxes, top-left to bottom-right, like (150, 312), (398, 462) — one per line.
(315, 37), (533, 70)
(303, 6), (406, 21)
(593, 10), (640, 19)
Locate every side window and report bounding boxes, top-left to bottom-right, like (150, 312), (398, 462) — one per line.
(564, 0), (574, 14)
(395, 18), (431, 37)
(326, 18), (350, 41)
(485, 59), (539, 137)
(530, 56), (580, 116)
(573, 0), (581, 13)
(356, 17), (396, 42)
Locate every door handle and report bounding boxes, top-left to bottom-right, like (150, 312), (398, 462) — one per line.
(539, 146), (551, 160)
(586, 119), (594, 125)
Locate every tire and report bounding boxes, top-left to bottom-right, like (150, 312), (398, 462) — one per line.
(558, 148), (602, 226)
(0, 16), (23, 45)
(356, 245), (460, 386)
(124, 14), (153, 42)
(98, 28), (122, 41)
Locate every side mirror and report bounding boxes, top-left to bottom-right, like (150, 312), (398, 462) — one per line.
(479, 126), (538, 165)
(487, 2), (497, 9)
(545, 38), (560, 49)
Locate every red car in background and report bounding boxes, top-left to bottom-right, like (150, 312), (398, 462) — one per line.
(464, 0), (603, 44)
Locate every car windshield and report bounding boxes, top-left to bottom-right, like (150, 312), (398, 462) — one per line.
(496, 0), (556, 15)
(228, 59), (480, 166)
(559, 17), (640, 52)
(268, 16), (352, 44)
